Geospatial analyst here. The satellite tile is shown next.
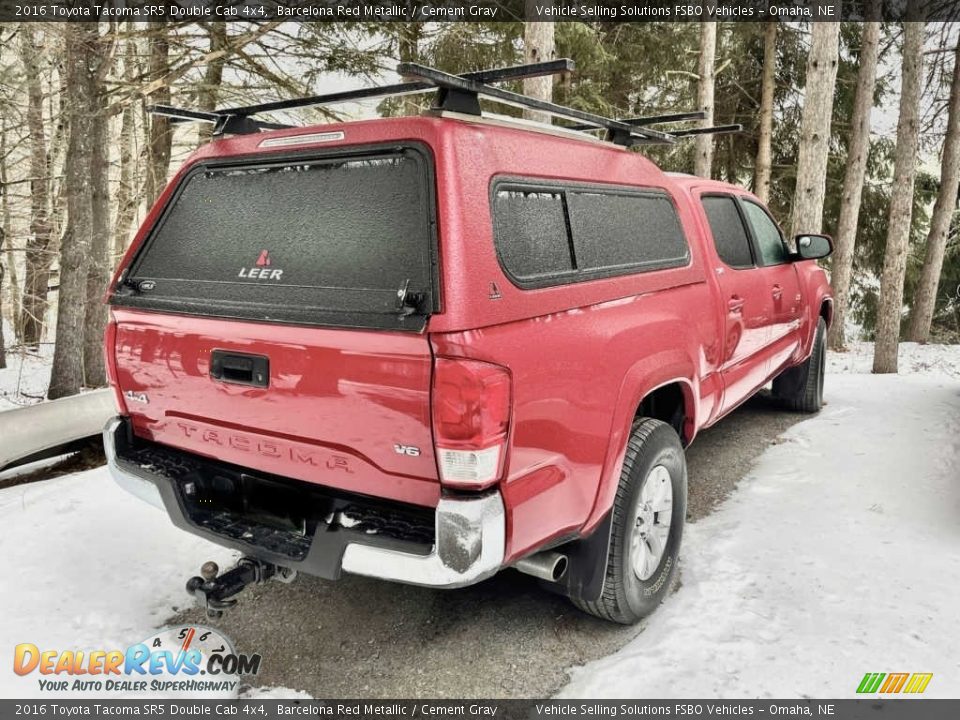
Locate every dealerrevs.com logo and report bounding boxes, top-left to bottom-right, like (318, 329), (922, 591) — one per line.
(12, 626), (260, 698)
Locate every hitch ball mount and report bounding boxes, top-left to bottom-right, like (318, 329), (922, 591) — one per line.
(186, 557), (296, 618)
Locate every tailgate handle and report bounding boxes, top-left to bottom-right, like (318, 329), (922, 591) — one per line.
(210, 351), (269, 388)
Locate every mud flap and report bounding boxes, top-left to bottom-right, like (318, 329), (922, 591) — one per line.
(552, 511), (613, 604)
(773, 361), (808, 399)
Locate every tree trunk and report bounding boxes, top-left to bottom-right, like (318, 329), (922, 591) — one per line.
(394, 23), (425, 117)
(113, 26), (139, 260)
(19, 26), (54, 348)
(873, 16), (926, 374)
(754, 22), (777, 203)
(82, 89), (111, 387)
(906, 42), (960, 343)
(0, 198), (6, 367)
(197, 23), (227, 146)
(48, 24), (98, 400)
(0, 119), (21, 342)
(828, 16), (881, 350)
(0, 259), (6, 369)
(144, 24), (172, 209)
(790, 22), (841, 238)
(47, 69), (69, 259)
(522, 1), (555, 124)
(693, 14), (717, 179)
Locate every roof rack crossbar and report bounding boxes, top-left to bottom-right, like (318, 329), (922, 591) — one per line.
(146, 59), (577, 137)
(462, 59), (575, 85)
(147, 105), (293, 133)
(145, 59), (741, 147)
(397, 62), (675, 146)
(565, 111), (707, 132)
(209, 83), (431, 119)
(213, 59), (576, 119)
(668, 124), (743, 137)
(149, 106), (221, 124)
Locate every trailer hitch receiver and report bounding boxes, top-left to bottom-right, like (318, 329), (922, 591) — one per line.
(186, 558), (295, 618)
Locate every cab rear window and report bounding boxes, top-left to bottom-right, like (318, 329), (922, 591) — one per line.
(111, 145), (437, 331)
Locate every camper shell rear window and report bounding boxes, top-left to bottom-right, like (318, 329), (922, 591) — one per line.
(111, 144), (438, 331)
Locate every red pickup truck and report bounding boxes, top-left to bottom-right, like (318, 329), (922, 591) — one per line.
(103, 99), (832, 625)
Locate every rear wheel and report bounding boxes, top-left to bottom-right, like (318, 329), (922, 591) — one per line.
(773, 317), (826, 413)
(573, 418), (687, 624)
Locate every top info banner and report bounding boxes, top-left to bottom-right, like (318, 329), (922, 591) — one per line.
(1, 0), (957, 22)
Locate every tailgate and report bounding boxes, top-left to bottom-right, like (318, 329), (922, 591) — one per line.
(108, 143), (441, 507)
(111, 309), (439, 508)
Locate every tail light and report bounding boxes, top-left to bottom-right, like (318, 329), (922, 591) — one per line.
(432, 357), (512, 491)
(104, 312), (127, 414)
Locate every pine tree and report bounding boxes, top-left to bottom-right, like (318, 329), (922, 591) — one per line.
(82, 31), (111, 389)
(523, 1), (555, 124)
(790, 22), (841, 238)
(693, 13), (717, 178)
(907, 42), (960, 343)
(828, 16), (881, 349)
(754, 22), (777, 203)
(144, 24), (172, 208)
(873, 16), (927, 373)
(18, 27), (54, 348)
(48, 24), (100, 399)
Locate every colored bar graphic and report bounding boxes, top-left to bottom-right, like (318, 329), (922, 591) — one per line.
(857, 673), (886, 693)
(903, 673), (933, 694)
(857, 672), (932, 694)
(879, 673), (909, 693)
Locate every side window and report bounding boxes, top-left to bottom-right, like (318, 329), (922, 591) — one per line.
(566, 192), (689, 271)
(493, 180), (690, 288)
(493, 189), (574, 282)
(701, 196), (754, 269)
(741, 200), (789, 266)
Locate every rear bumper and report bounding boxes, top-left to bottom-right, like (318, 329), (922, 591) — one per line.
(103, 417), (505, 588)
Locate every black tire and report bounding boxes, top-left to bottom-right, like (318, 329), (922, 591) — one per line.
(773, 317), (826, 413)
(572, 418), (687, 624)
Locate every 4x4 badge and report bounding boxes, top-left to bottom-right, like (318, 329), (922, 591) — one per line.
(124, 390), (149, 404)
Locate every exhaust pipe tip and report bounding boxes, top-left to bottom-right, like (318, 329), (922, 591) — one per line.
(551, 555), (569, 582)
(514, 551), (568, 583)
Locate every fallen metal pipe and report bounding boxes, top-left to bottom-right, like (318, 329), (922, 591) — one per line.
(0, 388), (116, 472)
(514, 551), (568, 583)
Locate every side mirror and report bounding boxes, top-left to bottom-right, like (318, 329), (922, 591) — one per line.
(794, 233), (833, 261)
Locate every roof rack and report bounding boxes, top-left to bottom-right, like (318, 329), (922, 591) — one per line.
(148, 58), (742, 147)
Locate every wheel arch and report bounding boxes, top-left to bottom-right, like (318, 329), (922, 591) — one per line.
(580, 352), (698, 536)
(819, 296), (833, 327)
(560, 381), (692, 607)
(797, 294), (833, 361)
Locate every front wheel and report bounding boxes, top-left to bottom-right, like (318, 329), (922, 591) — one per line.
(572, 418), (687, 624)
(773, 317), (826, 413)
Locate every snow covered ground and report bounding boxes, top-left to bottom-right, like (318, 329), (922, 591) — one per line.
(0, 345), (53, 411)
(0, 468), (308, 699)
(562, 346), (960, 698)
(1, 342), (958, 699)
(827, 340), (960, 378)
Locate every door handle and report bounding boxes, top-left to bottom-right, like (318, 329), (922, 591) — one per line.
(772, 284), (783, 300)
(728, 296), (745, 313)
(210, 350), (270, 388)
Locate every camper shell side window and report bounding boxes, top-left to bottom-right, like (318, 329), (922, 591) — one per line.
(491, 178), (690, 290)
